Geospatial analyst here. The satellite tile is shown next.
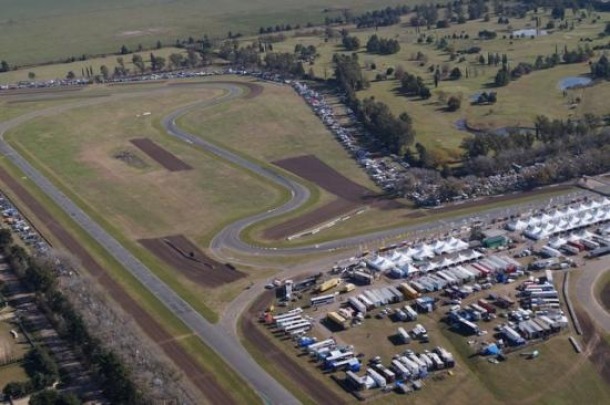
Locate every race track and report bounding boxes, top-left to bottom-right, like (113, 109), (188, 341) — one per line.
(0, 79), (591, 404)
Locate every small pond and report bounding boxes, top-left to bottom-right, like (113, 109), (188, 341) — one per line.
(557, 76), (592, 91)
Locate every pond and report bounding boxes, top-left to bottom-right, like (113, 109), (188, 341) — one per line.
(557, 76), (593, 91)
(454, 119), (534, 137)
(512, 28), (548, 37)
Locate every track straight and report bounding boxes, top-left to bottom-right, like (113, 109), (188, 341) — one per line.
(0, 83), (300, 405)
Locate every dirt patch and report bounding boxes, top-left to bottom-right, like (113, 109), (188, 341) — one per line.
(274, 155), (378, 203)
(113, 149), (148, 169)
(264, 199), (359, 240)
(139, 235), (245, 288)
(266, 155), (404, 239)
(242, 291), (348, 404)
(166, 81), (263, 99)
(0, 168), (235, 404)
(576, 307), (610, 385)
(130, 138), (192, 171)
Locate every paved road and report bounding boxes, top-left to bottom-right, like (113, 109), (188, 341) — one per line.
(0, 80), (591, 405)
(575, 260), (610, 332)
(0, 84), (300, 405)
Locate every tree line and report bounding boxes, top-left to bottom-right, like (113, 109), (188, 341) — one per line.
(333, 54), (415, 154)
(0, 231), (142, 404)
(366, 35), (401, 55)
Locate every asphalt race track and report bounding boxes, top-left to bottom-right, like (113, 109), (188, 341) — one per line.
(0, 79), (592, 404)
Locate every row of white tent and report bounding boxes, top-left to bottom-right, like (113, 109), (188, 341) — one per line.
(506, 198), (610, 233)
(521, 205), (610, 240)
(547, 230), (596, 249)
(367, 248), (483, 276)
(367, 237), (471, 272)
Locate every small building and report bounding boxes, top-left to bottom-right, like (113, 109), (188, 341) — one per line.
(482, 230), (509, 249)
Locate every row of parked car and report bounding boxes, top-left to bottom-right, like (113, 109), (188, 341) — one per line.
(0, 193), (49, 255)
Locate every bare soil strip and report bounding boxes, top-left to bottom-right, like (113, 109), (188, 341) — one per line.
(273, 155), (379, 203)
(263, 198), (359, 240)
(139, 235), (245, 288)
(267, 155), (404, 239)
(0, 167), (235, 404)
(130, 138), (192, 171)
(242, 291), (348, 405)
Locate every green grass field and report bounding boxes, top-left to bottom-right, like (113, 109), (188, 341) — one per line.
(0, 0), (425, 67)
(270, 9), (610, 158)
(0, 47), (186, 85)
(0, 156), (262, 405)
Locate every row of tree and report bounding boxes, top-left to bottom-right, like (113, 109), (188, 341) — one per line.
(366, 35), (401, 55)
(332, 54), (415, 154)
(401, 73), (432, 99)
(0, 231), (142, 404)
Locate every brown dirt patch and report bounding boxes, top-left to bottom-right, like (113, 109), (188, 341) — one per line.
(0, 168), (235, 404)
(263, 199), (359, 240)
(113, 150), (148, 169)
(130, 138), (192, 171)
(576, 307), (610, 385)
(266, 155), (404, 239)
(242, 291), (348, 404)
(139, 235), (245, 288)
(273, 155), (378, 203)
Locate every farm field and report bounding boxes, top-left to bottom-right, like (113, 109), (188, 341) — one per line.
(0, 0), (423, 67)
(270, 9), (610, 159)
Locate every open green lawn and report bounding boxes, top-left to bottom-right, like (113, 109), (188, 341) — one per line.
(0, 47), (186, 85)
(0, 0), (427, 67)
(271, 9), (610, 158)
(3, 81), (289, 314)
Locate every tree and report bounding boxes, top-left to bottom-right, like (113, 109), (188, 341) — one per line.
(132, 54), (145, 73)
(0, 60), (10, 72)
(169, 53), (184, 69)
(606, 22), (610, 36)
(0, 228), (12, 251)
(447, 95), (461, 111)
(156, 40), (162, 49)
(449, 67), (462, 80)
(29, 389), (81, 405)
(66, 71), (75, 80)
(120, 45), (130, 55)
(342, 35), (360, 51)
(494, 68), (510, 87)
(478, 54), (485, 65)
(2, 381), (31, 399)
(99, 65), (109, 80)
(26, 72), (36, 80)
